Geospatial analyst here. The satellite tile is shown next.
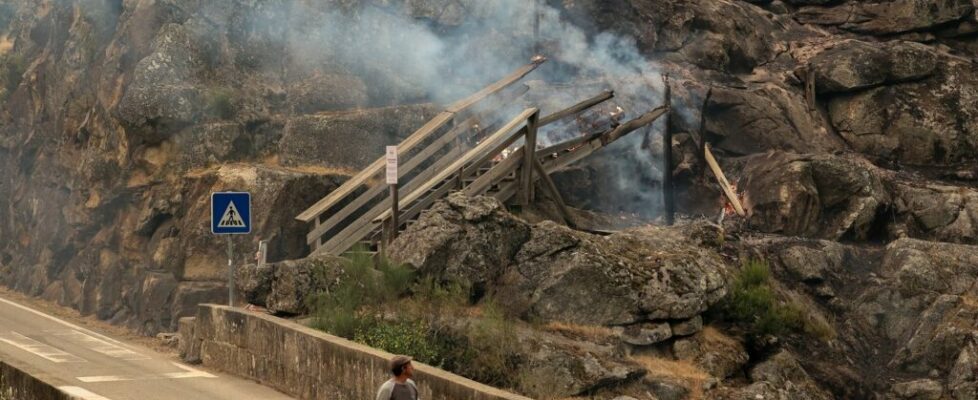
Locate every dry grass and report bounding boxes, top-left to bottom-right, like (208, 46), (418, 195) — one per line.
(632, 355), (709, 400)
(0, 36), (12, 55)
(960, 294), (978, 308)
(282, 164), (357, 176)
(543, 321), (617, 341)
(261, 154), (357, 177)
(701, 325), (740, 348)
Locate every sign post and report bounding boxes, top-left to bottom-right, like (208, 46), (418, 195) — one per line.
(386, 146), (399, 245)
(211, 192), (252, 307)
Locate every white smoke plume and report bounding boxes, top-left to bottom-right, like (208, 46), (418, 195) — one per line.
(275, 0), (668, 221)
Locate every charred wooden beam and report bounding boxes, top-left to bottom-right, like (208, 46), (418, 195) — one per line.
(662, 75), (675, 226)
(538, 90), (615, 126)
(533, 158), (577, 229)
(601, 106), (669, 146)
(520, 112), (539, 205)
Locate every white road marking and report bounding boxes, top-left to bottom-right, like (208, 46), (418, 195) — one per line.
(77, 362), (217, 383)
(49, 330), (150, 361)
(58, 386), (114, 400)
(0, 297), (137, 350)
(0, 331), (86, 363)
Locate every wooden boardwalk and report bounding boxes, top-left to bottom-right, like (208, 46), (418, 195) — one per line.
(296, 60), (669, 256)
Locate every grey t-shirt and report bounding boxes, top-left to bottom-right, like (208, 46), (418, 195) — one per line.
(376, 379), (418, 400)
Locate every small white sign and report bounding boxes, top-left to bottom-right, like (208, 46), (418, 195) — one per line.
(386, 146), (398, 185)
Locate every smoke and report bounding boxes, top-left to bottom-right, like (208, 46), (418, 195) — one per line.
(3, 0), (669, 223)
(270, 0), (667, 221)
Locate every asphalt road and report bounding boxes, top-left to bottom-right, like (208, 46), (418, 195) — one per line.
(0, 295), (293, 400)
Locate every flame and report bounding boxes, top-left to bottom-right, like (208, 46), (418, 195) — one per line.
(722, 183), (745, 217)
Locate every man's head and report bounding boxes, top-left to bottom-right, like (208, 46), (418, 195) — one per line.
(389, 355), (413, 378)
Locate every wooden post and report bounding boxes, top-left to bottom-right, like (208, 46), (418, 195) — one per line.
(521, 112), (539, 206)
(456, 167), (464, 190)
(533, 158), (576, 229)
(662, 74), (675, 226)
(389, 184), (399, 242)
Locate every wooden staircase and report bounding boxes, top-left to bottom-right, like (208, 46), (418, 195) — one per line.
(296, 60), (669, 256)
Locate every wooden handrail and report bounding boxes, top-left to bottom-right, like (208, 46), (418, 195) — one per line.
(538, 90), (614, 126)
(304, 93), (528, 246)
(373, 108), (539, 224)
(304, 121), (472, 245)
(296, 60), (545, 223)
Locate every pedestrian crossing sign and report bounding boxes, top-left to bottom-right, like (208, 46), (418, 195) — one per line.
(212, 192), (251, 234)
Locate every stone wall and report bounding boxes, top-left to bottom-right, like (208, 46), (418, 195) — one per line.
(0, 359), (73, 400)
(179, 304), (532, 400)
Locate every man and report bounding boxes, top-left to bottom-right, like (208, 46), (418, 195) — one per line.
(376, 355), (419, 400)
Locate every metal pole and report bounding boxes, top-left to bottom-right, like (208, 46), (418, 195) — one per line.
(226, 235), (235, 307)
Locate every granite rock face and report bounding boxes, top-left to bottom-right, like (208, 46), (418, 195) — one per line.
(1, 0), (978, 399)
(390, 193), (729, 327)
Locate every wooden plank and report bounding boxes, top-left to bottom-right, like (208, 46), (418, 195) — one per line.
(396, 178), (455, 227)
(375, 108), (539, 224)
(533, 158), (576, 228)
(520, 112), (539, 205)
(535, 131), (603, 158)
(305, 114), (484, 244)
(316, 143), (467, 250)
(538, 91), (614, 126)
(296, 112), (453, 223)
(492, 181), (519, 203)
(319, 135), (472, 254)
(464, 148), (524, 197)
(297, 61), (544, 223)
(600, 106), (669, 146)
(542, 139), (603, 172)
(704, 144), (746, 216)
(319, 218), (382, 256)
(445, 60), (545, 113)
(543, 106), (670, 174)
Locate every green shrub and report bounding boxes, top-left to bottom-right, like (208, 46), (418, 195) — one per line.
(306, 249), (521, 388)
(447, 302), (521, 386)
(307, 247), (416, 338)
(204, 88), (235, 119)
(723, 259), (805, 337)
(354, 319), (449, 367)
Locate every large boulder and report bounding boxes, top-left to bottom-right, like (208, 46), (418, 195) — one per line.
(561, 0), (798, 73)
(115, 23), (206, 141)
(808, 40), (937, 94)
(890, 181), (978, 245)
(796, 0), (976, 35)
(390, 193), (729, 327)
(827, 59), (978, 165)
(388, 193), (532, 288)
(236, 254), (348, 315)
(501, 221), (728, 325)
(739, 152), (888, 240)
(513, 326), (645, 398)
(703, 85), (843, 156)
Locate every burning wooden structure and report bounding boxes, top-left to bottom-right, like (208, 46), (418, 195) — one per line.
(297, 59), (670, 256)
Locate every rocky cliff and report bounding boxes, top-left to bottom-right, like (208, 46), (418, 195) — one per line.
(1, 0), (977, 398)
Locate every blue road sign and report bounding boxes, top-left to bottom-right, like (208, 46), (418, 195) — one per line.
(212, 192), (251, 235)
